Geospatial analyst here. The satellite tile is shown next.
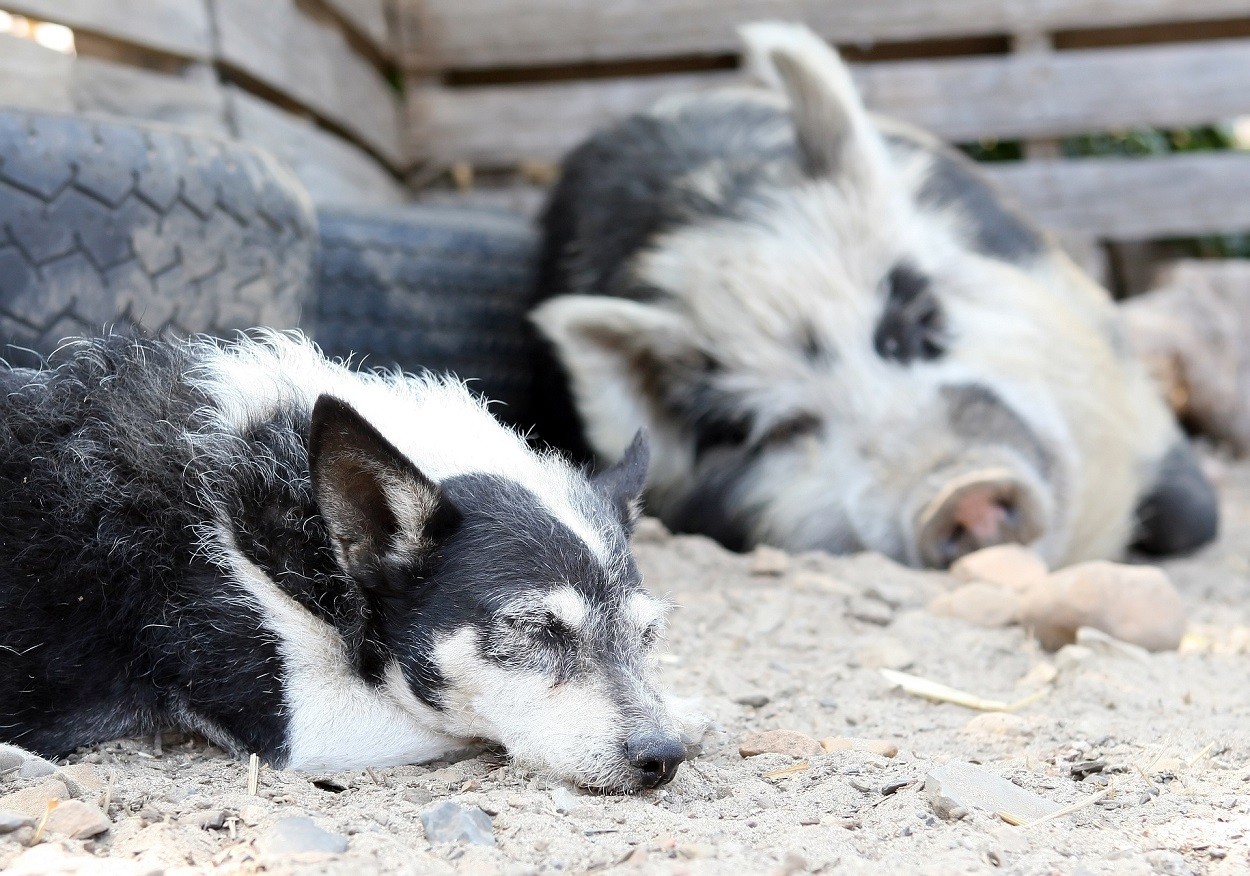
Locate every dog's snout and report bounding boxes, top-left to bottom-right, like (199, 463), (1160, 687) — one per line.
(625, 730), (685, 789)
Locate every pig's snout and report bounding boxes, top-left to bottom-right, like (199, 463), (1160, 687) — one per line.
(916, 469), (1044, 568)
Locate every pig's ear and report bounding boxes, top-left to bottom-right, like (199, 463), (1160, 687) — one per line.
(531, 296), (698, 467)
(739, 22), (886, 183)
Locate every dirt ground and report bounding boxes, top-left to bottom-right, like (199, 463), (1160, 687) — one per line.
(3, 460), (1249, 875)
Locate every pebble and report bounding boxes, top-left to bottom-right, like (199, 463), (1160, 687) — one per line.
(847, 595), (894, 626)
(0, 809), (32, 833)
(929, 582), (1020, 628)
(1019, 561), (1186, 651)
(551, 786), (582, 814)
(0, 779), (69, 817)
(950, 545), (1049, 592)
(45, 800), (111, 839)
(733, 693), (771, 708)
(962, 713), (1032, 739)
(819, 737), (898, 758)
(0, 745), (56, 780)
(749, 545), (791, 576)
(56, 764), (104, 797)
(855, 638), (914, 670)
(5, 843), (161, 876)
(420, 801), (496, 846)
(403, 788), (433, 806)
(926, 761), (1061, 823)
(739, 730), (823, 759)
(1016, 661), (1059, 689)
(257, 816), (349, 856)
(184, 809), (228, 830)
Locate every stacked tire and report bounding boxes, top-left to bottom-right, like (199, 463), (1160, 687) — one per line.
(0, 107), (541, 422)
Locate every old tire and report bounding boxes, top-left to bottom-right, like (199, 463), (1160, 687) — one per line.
(0, 109), (316, 367)
(313, 206), (540, 424)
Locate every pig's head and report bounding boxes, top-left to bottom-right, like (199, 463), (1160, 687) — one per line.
(532, 22), (1217, 568)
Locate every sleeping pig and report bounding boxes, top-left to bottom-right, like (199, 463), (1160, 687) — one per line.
(529, 22), (1217, 568)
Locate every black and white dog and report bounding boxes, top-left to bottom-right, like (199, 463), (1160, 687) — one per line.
(0, 333), (684, 792)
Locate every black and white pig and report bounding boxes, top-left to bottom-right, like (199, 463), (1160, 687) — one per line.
(0, 332), (685, 791)
(530, 22), (1217, 569)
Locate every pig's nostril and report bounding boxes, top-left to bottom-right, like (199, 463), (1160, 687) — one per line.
(625, 730), (685, 789)
(917, 471), (1044, 568)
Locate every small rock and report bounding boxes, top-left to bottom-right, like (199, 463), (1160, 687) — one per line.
(739, 730), (822, 759)
(0, 746), (27, 777)
(750, 545), (790, 576)
(1076, 625), (1151, 662)
(962, 713), (1032, 738)
(45, 800), (111, 839)
(185, 809), (228, 830)
(855, 638), (914, 670)
(550, 786), (581, 814)
(1016, 662), (1058, 689)
(55, 764), (104, 797)
(678, 843), (716, 859)
(1020, 561), (1185, 652)
(929, 582), (1020, 628)
(420, 801), (495, 846)
(926, 761), (1062, 823)
(848, 595), (894, 626)
(403, 787), (433, 806)
(819, 737), (898, 758)
(1054, 643), (1094, 671)
(257, 816), (349, 856)
(951, 545), (1049, 592)
(0, 779), (69, 817)
(0, 809), (33, 833)
(733, 693), (771, 708)
(631, 517), (670, 545)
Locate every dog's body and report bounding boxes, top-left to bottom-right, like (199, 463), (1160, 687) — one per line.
(531, 23), (1218, 568)
(0, 333), (683, 791)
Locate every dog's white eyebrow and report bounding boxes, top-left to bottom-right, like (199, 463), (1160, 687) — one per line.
(544, 586), (590, 630)
(625, 591), (666, 630)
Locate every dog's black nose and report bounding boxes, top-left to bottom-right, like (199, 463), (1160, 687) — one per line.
(626, 730), (685, 788)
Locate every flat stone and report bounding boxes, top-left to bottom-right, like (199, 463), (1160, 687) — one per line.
(5, 843), (161, 875)
(257, 816), (349, 856)
(45, 800), (111, 839)
(930, 582), (1020, 628)
(185, 808), (228, 829)
(1020, 561), (1185, 652)
(550, 786), (581, 815)
(749, 545), (791, 576)
(962, 713), (1033, 739)
(56, 764), (104, 795)
(739, 730), (823, 759)
(951, 545), (1049, 592)
(732, 693), (771, 708)
(926, 761), (1061, 823)
(0, 779), (69, 817)
(0, 809), (33, 833)
(420, 801), (496, 846)
(847, 595), (894, 626)
(855, 638), (914, 670)
(819, 737), (898, 758)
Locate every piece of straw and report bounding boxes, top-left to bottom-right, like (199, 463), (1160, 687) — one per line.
(880, 669), (1049, 712)
(247, 753), (260, 795)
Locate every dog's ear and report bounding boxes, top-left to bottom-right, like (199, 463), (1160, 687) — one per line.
(593, 429), (650, 528)
(309, 395), (460, 577)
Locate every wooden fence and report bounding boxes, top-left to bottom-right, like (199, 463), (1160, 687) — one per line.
(398, 0), (1250, 286)
(0, 0), (409, 208)
(1, 0), (1249, 286)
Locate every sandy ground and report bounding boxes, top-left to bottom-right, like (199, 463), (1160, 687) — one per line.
(3, 462), (1250, 875)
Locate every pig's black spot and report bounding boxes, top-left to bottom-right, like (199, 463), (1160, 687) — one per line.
(913, 147), (1045, 263)
(874, 263), (946, 364)
(1133, 441), (1219, 555)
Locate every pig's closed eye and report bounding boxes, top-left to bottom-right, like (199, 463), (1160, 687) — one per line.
(874, 262), (947, 364)
(760, 412), (822, 447)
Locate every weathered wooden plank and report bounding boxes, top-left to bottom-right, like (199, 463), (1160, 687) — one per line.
(0, 33), (74, 113)
(228, 87), (410, 209)
(320, 0), (392, 56)
(213, 0), (403, 167)
(985, 152), (1250, 240)
(407, 40), (1250, 166)
(0, 34), (227, 136)
(4, 0), (212, 59)
(398, 0), (1250, 70)
(72, 59), (229, 137)
(416, 151), (1250, 243)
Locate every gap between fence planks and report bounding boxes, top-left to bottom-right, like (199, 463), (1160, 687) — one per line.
(407, 38), (1250, 168)
(397, 0), (1250, 70)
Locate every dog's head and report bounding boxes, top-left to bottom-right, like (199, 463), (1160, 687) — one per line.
(308, 394), (683, 792)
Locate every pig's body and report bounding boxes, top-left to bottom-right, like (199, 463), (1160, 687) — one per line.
(531, 23), (1216, 568)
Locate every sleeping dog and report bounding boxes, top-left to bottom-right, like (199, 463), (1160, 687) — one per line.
(0, 333), (684, 792)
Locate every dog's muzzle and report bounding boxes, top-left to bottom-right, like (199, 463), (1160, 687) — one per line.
(625, 729), (685, 788)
